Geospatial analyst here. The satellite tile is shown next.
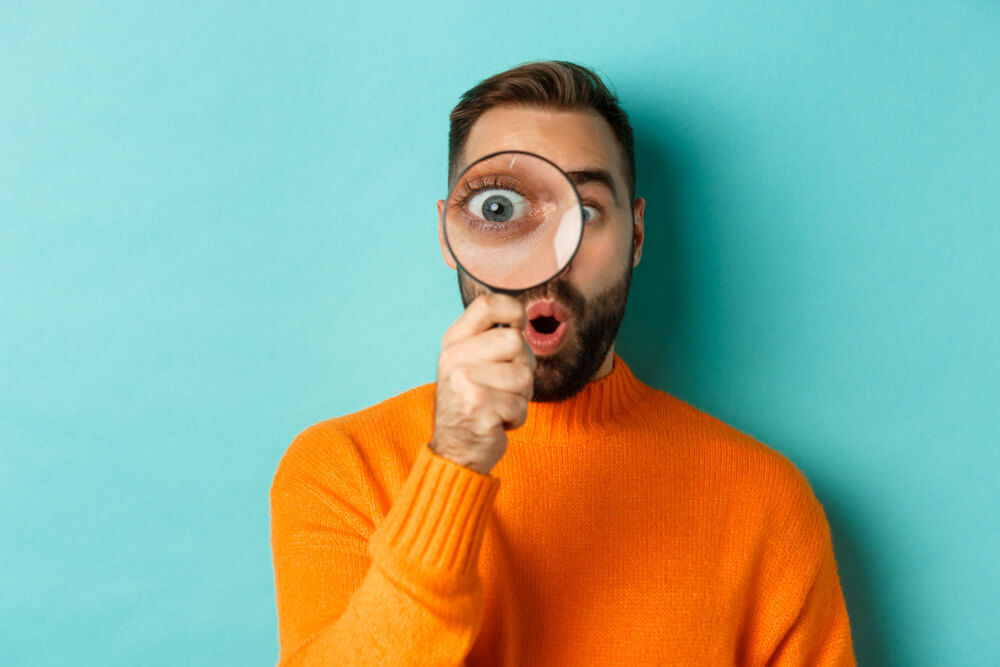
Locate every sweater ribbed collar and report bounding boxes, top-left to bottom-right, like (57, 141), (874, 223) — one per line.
(508, 353), (653, 444)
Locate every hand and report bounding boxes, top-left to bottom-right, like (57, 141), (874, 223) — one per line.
(429, 293), (536, 474)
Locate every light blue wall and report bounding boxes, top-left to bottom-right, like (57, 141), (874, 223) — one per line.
(1, 1), (996, 664)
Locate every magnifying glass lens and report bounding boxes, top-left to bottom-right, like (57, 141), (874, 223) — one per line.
(443, 151), (584, 293)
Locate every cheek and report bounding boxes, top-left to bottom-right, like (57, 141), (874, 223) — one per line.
(569, 225), (631, 294)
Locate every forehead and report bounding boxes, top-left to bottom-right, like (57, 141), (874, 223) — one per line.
(462, 105), (625, 194)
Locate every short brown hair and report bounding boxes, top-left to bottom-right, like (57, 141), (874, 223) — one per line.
(448, 61), (636, 202)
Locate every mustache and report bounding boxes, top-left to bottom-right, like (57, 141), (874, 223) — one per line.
(518, 278), (586, 320)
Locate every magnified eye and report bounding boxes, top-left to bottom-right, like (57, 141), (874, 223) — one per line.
(466, 189), (531, 223)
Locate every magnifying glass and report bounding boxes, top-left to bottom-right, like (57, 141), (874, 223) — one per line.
(442, 150), (585, 296)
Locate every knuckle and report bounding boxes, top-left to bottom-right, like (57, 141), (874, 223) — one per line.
(438, 344), (457, 369)
(491, 293), (514, 314)
(452, 363), (473, 386)
(479, 292), (497, 310)
(442, 319), (464, 347)
(467, 383), (490, 410)
(463, 296), (486, 323)
(455, 371), (476, 395)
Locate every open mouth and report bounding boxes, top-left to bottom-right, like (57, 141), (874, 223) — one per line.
(530, 315), (560, 334)
(524, 301), (570, 354)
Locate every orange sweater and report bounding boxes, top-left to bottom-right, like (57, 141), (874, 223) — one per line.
(269, 354), (855, 665)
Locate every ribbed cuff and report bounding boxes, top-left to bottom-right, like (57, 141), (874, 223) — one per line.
(368, 443), (500, 593)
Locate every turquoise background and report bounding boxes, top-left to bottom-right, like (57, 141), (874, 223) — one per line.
(1, 1), (997, 664)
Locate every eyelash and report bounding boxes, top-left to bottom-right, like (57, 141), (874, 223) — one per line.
(457, 176), (529, 207)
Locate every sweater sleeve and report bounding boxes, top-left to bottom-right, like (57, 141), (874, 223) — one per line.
(766, 528), (856, 666)
(269, 424), (500, 666)
(754, 466), (856, 667)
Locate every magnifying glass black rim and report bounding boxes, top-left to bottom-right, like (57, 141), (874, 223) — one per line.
(442, 149), (585, 296)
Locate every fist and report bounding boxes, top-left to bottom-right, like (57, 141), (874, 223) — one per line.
(429, 293), (536, 474)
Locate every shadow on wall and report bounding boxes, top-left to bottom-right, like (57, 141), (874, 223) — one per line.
(813, 473), (892, 665)
(616, 110), (888, 665)
(615, 113), (691, 393)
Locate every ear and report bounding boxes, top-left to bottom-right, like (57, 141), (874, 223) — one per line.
(438, 199), (457, 270)
(631, 197), (646, 267)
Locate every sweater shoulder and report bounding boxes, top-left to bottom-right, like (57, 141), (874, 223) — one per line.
(643, 387), (823, 514)
(648, 390), (832, 575)
(326, 381), (436, 439)
(271, 382), (436, 492)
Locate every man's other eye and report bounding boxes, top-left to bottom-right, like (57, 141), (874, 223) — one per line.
(466, 189), (530, 223)
(582, 205), (601, 223)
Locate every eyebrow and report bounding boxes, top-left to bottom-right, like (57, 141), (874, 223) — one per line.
(565, 169), (621, 207)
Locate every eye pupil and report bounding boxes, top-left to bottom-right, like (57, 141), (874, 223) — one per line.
(483, 195), (513, 222)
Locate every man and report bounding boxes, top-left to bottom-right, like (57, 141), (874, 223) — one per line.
(270, 61), (856, 666)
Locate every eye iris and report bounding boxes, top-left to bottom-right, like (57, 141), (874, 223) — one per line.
(482, 195), (513, 222)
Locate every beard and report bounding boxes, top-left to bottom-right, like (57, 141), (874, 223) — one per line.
(458, 243), (634, 402)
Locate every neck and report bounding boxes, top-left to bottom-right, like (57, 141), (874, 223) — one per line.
(591, 344), (616, 382)
(509, 352), (651, 443)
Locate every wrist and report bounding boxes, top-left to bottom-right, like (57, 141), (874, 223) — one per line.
(427, 441), (494, 475)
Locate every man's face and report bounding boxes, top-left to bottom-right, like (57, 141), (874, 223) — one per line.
(437, 105), (645, 401)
